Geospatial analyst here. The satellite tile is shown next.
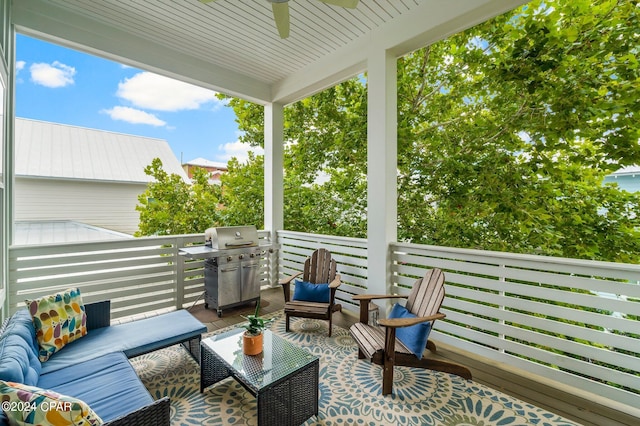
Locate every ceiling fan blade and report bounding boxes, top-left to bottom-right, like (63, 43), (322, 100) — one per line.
(317, 0), (359, 8)
(272, 2), (290, 39)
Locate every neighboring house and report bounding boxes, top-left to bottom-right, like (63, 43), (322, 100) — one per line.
(14, 220), (134, 245)
(604, 165), (640, 193)
(182, 157), (228, 184)
(14, 118), (188, 236)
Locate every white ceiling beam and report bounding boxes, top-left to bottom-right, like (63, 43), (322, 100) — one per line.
(12, 0), (272, 104)
(271, 0), (528, 105)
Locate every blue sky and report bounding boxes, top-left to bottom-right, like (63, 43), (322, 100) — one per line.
(15, 34), (260, 164)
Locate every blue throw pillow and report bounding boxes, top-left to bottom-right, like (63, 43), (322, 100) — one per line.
(293, 280), (330, 303)
(388, 303), (432, 360)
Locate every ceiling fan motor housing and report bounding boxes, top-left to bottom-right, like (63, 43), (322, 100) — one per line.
(202, 0), (359, 39)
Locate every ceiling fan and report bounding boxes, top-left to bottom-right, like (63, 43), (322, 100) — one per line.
(199, 0), (359, 39)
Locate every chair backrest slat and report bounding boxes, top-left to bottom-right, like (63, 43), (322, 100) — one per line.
(405, 268), (445, 317)
(303, 248), (337, 284)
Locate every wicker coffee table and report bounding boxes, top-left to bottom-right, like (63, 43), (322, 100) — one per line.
(200, 328), (319, 426)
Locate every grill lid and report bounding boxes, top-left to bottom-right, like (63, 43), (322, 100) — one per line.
(205, 225), (259, 249)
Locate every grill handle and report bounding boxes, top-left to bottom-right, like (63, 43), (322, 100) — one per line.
(225, 241), (256, 247)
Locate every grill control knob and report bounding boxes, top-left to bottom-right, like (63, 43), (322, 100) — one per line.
(239, 254), (245, 260)
(250, 253), (256, 258)
(226, 256), (233, 262)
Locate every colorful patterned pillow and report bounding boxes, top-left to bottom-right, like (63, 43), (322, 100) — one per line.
(25, 288), (88, 362)
(0, 380), (103, 425)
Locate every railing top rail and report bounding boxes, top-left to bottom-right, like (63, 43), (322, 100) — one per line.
(392, 241), (640, 273)
(9, 234), (204, 252)
(277, 230), (367, 246)
(9, 231), (276, 258)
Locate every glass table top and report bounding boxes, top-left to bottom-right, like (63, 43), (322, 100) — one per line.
(202, 328), (318, 390)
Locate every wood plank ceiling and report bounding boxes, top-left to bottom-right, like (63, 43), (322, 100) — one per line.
(35, 0), (420, 84)
(13, 0), (526, 103)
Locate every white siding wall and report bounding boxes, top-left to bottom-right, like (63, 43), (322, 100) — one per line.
(15, 177), (145, 235)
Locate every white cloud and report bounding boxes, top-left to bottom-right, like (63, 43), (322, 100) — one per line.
(30, 61), (75, 88)
(217, 140), (263, 163)
(116, 72), (219, 111)
(101, 106), (166, 127)
(15, 61), (26, 83)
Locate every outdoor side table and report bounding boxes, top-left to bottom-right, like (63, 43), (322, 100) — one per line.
(201, 328), (319, 426)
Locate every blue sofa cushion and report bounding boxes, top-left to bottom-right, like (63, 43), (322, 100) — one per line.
(38, 352), (154, 423)
(0, 310), (41, 386)
(40, 309), (205, 374)
(388, 303), (432, 360)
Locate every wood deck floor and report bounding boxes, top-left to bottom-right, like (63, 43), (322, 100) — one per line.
(187, 287), (637, 426)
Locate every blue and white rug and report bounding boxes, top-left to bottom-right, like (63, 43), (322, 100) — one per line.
(131, 312), (581, 425)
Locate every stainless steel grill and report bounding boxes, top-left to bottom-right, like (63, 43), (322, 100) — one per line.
(179, 225), (278, 317)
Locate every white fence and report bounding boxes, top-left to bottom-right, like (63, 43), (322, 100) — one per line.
(277, 230), (640, 411)
(8, 231), (275, 319)
(8, 229), (640, 411)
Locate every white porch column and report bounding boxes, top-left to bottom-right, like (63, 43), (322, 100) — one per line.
(367, 49), (397, 300)
(1, 0), (15, 316)
(264, 102), (284, 287)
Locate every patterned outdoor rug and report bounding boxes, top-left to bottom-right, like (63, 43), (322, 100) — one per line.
(130, 311), (581, 425)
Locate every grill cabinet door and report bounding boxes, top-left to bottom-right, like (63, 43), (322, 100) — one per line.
(217, 262), (242, 307)
(241, 258), (260, 301)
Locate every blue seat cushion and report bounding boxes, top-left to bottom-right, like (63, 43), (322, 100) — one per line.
(38, 352), (153, 423)
(40, 309), (205, 374)
(388, 303), (432, 360)
(293, 279), (330, 303)
(0, 310), (41, 386)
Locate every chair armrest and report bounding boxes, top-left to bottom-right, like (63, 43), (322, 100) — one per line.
(279, 272), (302, 286)
(84, 300), (111, 330)
(354, 293), (409, 324)
(328, 274), (341, 289)
(352, 294), (408, 301)
(280, 272), (302, 303)
(103, 397), (170, 426)
(378, 313), (446, 328)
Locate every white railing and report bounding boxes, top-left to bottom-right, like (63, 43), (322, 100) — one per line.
(276, 231), (640, 412)
(8, 229), (640, 411)
(8, 231), (275, 320)
(391, 242), (640, 410)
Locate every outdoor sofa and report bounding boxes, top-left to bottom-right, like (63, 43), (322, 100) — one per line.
(0, 298), (206, 425)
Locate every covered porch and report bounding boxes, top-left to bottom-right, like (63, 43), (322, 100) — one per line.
(1, 0), (639, 425)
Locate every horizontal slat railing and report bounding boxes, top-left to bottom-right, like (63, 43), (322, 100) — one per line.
(390, 241), (640, 411)
(277, 230), (368, 313)
(9, 228), (639, 412)
(9, 231), (276, 320)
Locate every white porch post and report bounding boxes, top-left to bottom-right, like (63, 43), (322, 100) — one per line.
(1, 0), (15, 317)
(367, 48), (397, 303)
(264, 102), (284, 287)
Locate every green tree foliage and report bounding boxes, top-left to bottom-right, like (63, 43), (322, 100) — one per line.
(141, 0), (640, 264)
(395, 0), (640, 262)
(221, 0), (639, 263)
(135, 158), (222, 236)
(219, 152), (264, 227)
(220, 81), (368, 237)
